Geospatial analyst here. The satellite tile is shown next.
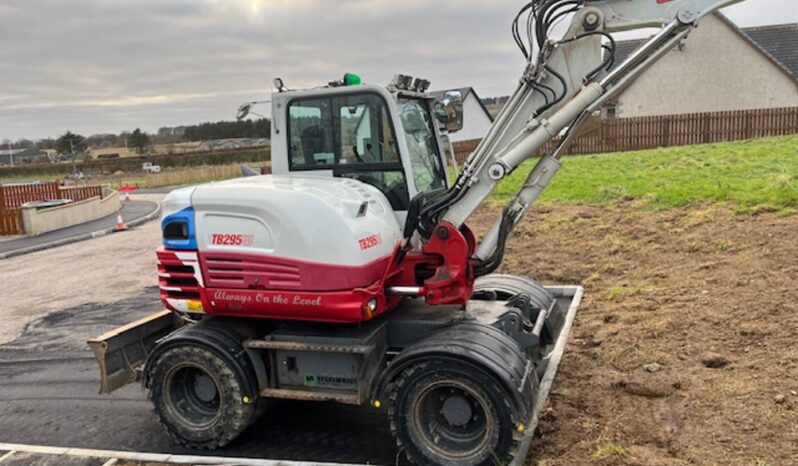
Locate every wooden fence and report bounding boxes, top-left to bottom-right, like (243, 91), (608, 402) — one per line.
(0, 209), (21, 236)
(0, 182), (60, 208)
(0, 182), (104, 235)
(454, 106), (798, 163)
(59, 185), (103, 203)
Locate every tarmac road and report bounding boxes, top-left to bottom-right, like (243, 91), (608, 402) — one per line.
(0, 289), (401, 465)
(0, 194), (166, 346)
(0, 199), (159, 258)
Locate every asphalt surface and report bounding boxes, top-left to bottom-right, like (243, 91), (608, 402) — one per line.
(0, 289), (401, 465)
(0, 200), (159, 257)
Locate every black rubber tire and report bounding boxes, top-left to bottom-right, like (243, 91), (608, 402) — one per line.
(473, 274), (554, 310)
(390, 360), (516, 466)
(147, 345), (256, 450)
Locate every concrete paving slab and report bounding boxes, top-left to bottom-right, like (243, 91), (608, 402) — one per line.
(1, 451), (106, 466)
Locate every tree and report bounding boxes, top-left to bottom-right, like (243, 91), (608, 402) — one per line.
(56, 131), (86, 176)
(14, 138), (34, 149)
(85, 133), (120, 149)
(182, 118), (271, 141)
(129, 128), (151, 154)
(36, 138), (56, 150)
(55, 131), (86, 155)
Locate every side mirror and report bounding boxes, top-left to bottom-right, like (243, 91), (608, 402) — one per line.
(434, 90), (464, 133)
(236, 103), (252, 121)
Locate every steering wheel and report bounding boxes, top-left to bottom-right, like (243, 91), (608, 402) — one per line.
(352, 145), (365, 163)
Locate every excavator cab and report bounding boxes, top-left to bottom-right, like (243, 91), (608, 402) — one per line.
(269, 80), (459, 220)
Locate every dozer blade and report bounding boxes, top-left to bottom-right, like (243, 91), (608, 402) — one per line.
(87, 310), (185, 394)
(509, 286), (583, 466)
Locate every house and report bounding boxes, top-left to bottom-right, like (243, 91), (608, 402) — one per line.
(603, 14), (798, 118)
(88, 146), (135, 159)
(430, 87), (495, 143)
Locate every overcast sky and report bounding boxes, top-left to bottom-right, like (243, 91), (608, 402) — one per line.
(1, 0), (795, 140)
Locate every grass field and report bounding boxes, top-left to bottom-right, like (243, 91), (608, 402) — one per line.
(0, 173), (62, 184)
(1, 162), (273, 188)
(113, 161), (271, 189)
(123, 135), (798, 210)
(492, 135), (798, 214)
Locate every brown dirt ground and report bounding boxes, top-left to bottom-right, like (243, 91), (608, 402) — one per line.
(470, 203), (798, 466)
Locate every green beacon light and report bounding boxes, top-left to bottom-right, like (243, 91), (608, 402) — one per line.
(343, 73), (362, 86)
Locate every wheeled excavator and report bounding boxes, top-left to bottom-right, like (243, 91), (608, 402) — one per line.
(88, 1), (746, 464)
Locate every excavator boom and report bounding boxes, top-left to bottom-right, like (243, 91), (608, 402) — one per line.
(421, 0), (746, 267)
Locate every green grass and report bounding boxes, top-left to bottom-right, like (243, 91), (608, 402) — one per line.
(590, 442), (628, 462)
(491, 135), (798, 213)
(0, 173), (62, 184)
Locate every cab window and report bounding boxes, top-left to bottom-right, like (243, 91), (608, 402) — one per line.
(288, 98), (335, 166)
(288, 93), (410, 210)
(398, 99), (446, 193)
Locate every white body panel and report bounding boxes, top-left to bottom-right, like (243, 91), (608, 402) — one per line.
(165, 175), (402, 267)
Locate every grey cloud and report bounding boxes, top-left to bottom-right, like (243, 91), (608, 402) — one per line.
(0, 0), (794, 139)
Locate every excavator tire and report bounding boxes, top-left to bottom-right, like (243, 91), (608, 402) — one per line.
(389, 359), (516, 466)
(473, 273), (554, 309)
(147, 345), (257, 450)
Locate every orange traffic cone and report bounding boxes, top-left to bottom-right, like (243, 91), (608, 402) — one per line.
(124, 191), (131, 202)
(115, 210), (127, 231)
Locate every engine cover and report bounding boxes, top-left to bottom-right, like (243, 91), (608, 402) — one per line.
(158, 175), (403, 322)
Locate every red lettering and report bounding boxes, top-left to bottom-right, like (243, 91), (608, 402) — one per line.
(358, 234), (382, 251)
(211, 233), (255, 247)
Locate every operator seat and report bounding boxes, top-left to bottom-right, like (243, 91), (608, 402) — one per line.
(300, 126), (326, 166)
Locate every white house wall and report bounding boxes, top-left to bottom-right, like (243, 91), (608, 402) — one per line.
(615, 15), (798, 118)
(450, 94), (494, 143)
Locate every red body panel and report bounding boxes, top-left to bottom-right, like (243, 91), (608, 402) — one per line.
(199, 250), (392, 292)
(157, 222), (476, 323)
(203, 287), (388, 322)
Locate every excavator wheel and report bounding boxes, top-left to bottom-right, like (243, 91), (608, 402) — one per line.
(389, 359), (516, 466)
(146, 345), (257, 450)
(473, 273), (554, 309)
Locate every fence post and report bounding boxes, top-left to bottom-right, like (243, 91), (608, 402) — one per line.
(661, 116), (671, 147)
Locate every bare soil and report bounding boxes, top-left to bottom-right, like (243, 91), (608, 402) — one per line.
(469, 203), (798, 466)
